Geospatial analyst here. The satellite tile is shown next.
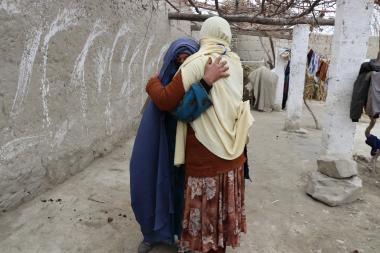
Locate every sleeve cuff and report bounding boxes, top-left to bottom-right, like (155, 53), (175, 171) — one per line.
(200, 78), (212, 93)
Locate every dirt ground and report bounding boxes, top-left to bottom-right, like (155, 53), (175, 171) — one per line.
(0, 101), (379, 253)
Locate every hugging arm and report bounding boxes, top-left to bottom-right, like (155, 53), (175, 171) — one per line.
(146, 56), (229, 121)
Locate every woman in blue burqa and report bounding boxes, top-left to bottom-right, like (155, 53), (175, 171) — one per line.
(130, 37), (229, 253)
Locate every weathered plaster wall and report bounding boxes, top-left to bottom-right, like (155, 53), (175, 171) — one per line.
(0, 0), (191, 210)
(237, 34), (379, 62)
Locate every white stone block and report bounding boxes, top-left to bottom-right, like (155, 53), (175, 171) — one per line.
(306, 172), (362, 207)
(317, 155), (358, 179)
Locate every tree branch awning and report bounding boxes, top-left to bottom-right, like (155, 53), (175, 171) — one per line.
(168, 13), (335, 26)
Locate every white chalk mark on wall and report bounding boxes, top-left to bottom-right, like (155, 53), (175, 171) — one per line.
(120, 40), (131, 75)
(0, 135), (47, 162)
(11, 26), (43, 116)
(105, 23), (129, 135)
(141, 35), (155, 105)
(52, 120), (68, 148)
(70, 19), (106, 121)
(51, 119), (75, 148)
(107, 23), (129, 89)
(95, 47), (111, 94)
(105, 102), (112, 135)
(155, 43), (169, 72)
(120, 41), (143, 96)
(41, 8), (81, 128)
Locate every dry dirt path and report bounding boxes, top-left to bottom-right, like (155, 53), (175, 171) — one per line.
(0, 102), (379, 253)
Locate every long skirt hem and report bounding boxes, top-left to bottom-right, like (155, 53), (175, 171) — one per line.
(179, 166), (246, 253)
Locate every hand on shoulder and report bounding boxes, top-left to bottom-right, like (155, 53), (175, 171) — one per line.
(203, 56), (230, 86)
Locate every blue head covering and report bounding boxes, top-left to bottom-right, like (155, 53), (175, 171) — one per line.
(130, 38), (199, 243)
(159, 38), (199, 85)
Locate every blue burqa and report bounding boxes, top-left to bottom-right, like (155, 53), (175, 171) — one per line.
(130, 38), (199, 244)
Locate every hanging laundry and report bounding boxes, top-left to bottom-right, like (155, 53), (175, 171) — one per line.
(308, 51), (320, 76)
(350, 60), (380, 122)
(316, 60), (329, 82)
(307, 51), (315, 74)
(307, 49), (314, 66)
(282, 61), (290, 109)
(365, 85), (374, 117)
(370, 71), (380, 118)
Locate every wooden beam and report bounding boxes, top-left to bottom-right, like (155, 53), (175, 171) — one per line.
(164, 0), (180, 12)
(191, 24), (292, 40)
(234, 29), (292, 40)
(294, 0), (323, 18)
(169, 12), (335, 26)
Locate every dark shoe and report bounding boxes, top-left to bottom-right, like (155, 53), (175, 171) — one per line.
(137, 241), (153, 253)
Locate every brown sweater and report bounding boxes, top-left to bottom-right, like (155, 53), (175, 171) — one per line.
(146, 72), (245, 177)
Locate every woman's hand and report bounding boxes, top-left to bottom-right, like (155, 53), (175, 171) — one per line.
(151, 72), (159, 79)
(203, 56), (230, 86)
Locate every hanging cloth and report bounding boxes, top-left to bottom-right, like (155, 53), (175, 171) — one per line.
(248, 66), (279, 112)
(370, 71), (380, 118)
(350, 60), (380, 122)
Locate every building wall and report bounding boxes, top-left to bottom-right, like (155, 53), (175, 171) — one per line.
(237, 33), (379, 62)
(0, 0), (191, 210)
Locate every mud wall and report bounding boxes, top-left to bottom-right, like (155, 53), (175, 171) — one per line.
(237, 34), (379, 62)
(0, 0), (191, 210)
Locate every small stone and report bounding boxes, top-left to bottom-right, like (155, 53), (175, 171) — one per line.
(41, 199), (47, 203)
(294, 128), (308, 134)
(306, 171), (362, 206)
(107, 217), (113, 223)
(49, 199), (54, 202)
(56, 199), (62, 202)
(123, 214), (127, 218)
(317, 155), (358, 179)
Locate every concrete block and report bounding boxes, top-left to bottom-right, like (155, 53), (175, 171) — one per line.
(306, 171), (362, 207)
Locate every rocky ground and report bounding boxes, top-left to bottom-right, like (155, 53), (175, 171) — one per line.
(0, 101), (379, 253)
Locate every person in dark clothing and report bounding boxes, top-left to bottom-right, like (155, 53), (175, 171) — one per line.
(282, 60), (290, 110)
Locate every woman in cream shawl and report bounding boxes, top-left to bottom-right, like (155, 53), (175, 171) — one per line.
(146, 17), (253, 253)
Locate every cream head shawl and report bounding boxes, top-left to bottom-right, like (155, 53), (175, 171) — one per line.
(174, 16), (254, 166)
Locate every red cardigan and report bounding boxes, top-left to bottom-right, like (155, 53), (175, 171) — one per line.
(146, 72), (245, 177)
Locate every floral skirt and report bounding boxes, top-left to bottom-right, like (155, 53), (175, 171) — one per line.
(179, 167), (246, 253)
